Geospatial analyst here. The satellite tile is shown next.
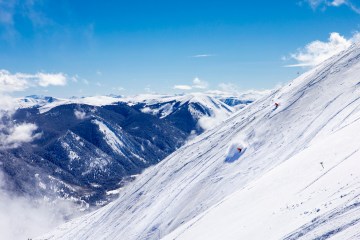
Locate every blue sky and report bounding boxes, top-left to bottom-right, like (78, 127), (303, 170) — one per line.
(1, 0), (360, 97)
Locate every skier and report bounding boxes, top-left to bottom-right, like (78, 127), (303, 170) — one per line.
(320, 162), (324, 169)
(237, 147), (242, 153)
(274, 102), (279, 108)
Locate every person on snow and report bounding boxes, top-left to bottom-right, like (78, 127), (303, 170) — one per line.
(237, 147), (242, 153)
(274, 102), (279, 108)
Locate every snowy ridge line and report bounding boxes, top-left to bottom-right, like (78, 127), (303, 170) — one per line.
(15, 92), (259, 114)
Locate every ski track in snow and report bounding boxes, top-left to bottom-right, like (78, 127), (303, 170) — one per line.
(36, 44), (360, 240)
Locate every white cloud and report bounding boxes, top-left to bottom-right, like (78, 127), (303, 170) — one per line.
(71, 75), (79, 82)
(191, 54), (214, 58)
(37, 72), (67, 87)
(0, 70), (28, 92)
(0, 111), (41, 149)
(173, 77), (209, 91)
(0, 172), (76, 240)
(331, 0), (346, 6)
(192, 77), (208, 89)
(304, 0), (360, 13)
(0, 95), (17, 113)
(0, 69), (67, 91)
(197, 111), (229, 131)
(0, 123), (41, 149)
(74, 109), (87, 120)
(285, 32), (360, 67)
(174, 85), (192, 90)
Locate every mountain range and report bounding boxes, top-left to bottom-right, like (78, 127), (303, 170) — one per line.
(1, 92), (261, 209)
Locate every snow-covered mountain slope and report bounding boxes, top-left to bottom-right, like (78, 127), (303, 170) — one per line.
(4, 92), (255, 211)
(2, 103), (186, 208)
(131, 93), (235, 133)
(17, 92), (261, 134)
(165, 117), (360, 240)
(37, 44), (360, 240)
(15, 95), (122, 113)
(15, 95), (61, 109)
(208, 89), (271, 110)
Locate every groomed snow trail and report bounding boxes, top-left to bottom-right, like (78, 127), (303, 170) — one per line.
(38, 43), (360, 240)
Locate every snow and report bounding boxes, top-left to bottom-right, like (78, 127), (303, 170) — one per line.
(61, 136), (80, 161)
(15, 92), (258, 134)
(38, 96), (122, 114)
(92, 119), (126, 157)
(38, 182), (47, 190)
(165, 117), (360, 240)
(15, 93), (255, 133)
(37, 45), (360, 240)
(92, 119), (147, 163)
(224, 138), (247, 163)
(133, 92), (236, 131)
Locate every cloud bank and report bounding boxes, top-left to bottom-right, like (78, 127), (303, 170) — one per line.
(0, 123), (41, 149)
(37, 72), (67, 87)
(173, 85), (193, 90)
(0, 69), (67, 92)
(0, 172), (74, 240)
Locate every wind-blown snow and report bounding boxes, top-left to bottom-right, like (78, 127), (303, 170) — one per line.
(37, 44), (360, 240)
(224, 138), (246, 163)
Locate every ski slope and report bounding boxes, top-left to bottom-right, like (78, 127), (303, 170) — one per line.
(165, 116), (360, 239)
(37, 43), (360, 240)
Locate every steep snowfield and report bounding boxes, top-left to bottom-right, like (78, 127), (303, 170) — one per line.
(37, 43), (360, 240)
(165, 117), (360, 240)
